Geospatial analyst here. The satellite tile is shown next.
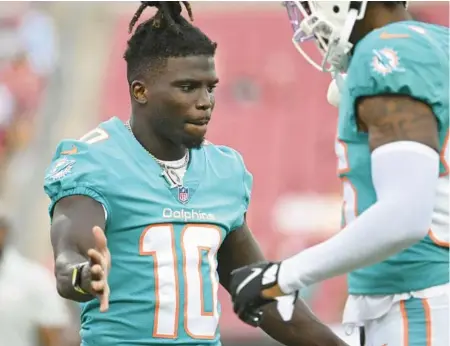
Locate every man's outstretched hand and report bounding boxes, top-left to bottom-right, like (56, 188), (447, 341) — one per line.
(83, 226), (111, 312)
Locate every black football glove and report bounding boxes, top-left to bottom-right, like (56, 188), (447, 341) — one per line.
(230, 261), (283, 326)
(235, 307), (265, 328)
(230, 261), (300, 327)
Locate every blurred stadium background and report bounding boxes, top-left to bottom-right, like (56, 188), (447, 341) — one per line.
(0, 2), (447, 345)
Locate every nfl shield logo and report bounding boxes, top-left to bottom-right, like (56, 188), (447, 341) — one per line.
(178, 186), (189, 204)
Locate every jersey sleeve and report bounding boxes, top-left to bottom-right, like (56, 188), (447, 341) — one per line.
(43, 139), (111, 218)
(231, 150), (254, 230)
(243, 161), (253, 213)
(347, 26), (448, 127)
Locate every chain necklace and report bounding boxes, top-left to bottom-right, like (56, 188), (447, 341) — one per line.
(124, 120), (189, 188)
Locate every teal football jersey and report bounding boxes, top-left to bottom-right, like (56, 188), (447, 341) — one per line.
(337, 21), (449, 295)
(44, 117), (253, 346)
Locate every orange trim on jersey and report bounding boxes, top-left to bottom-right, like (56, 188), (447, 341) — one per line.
(197, 246), (214, 317)
(337, 139), (351, 174)
(427, 229), (450, 248)
(61, 145), (78, 155)
(422, 299), (432, 346)
(400, 301), (409, 346)
(139, 224), (179, 339)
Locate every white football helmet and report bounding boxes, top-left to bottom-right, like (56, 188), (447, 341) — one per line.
(284, 1), (368, 73)
(284, 1), (408, 73)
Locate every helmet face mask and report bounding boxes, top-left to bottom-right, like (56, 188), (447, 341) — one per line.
(284, 1), (368, 73)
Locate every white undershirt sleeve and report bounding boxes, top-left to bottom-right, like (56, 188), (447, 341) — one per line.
(278, 141), (440, 294)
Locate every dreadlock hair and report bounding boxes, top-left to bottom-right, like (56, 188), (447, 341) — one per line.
(124, 1), (217, 83)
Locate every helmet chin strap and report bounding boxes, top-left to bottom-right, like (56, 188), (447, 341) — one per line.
(321, 8), (358, 73)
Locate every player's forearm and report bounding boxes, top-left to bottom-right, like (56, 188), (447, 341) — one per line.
(54, 251), (94, 302)
(278, 142), (439, 293)
(260, 301), (348, 346)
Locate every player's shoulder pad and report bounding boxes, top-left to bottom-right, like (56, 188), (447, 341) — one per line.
(204, 142), (246, 170)
(347, 22), (447, 103)
(205, 143), (253, 228)
(44, 136), (112, 210)
(46, 120), (121, 181)
(353, 22), (438, 62)
(45, 138), (102, 181)
(203, 142), (253, 202)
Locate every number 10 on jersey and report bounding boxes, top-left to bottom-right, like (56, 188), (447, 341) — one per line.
(139, 224), (222, 339)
